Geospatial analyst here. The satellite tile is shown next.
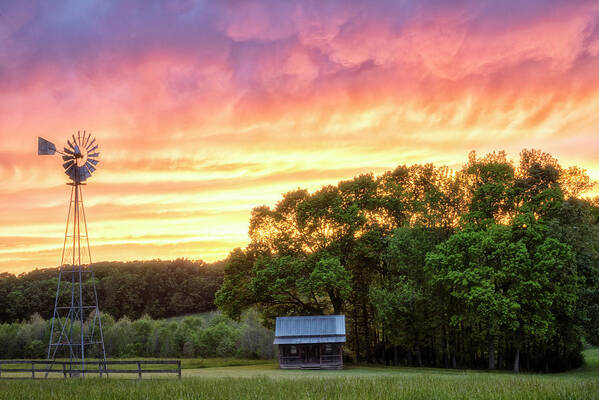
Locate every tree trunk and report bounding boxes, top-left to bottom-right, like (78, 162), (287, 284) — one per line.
(329, 291), (342, 315)
(443, 327), (450, 368)
(469, 327), (475, 366)
(353, 306), (360, 362)
(488, 336), (496, 370)
(453, 329), (459, 368)
(526, 341), (530, 370)
(394, 345), (398, 366)
(513, 347), (520, 373)
(382, 327), (386, 365)
(362, 303), (371, 362)
(415, 343), (422, 367)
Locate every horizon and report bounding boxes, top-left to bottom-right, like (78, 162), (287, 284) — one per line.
(2, 0), (599, 273)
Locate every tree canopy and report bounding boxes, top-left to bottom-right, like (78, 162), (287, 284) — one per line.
(216, 149), (598, 372)
(0, 259), (224, 322)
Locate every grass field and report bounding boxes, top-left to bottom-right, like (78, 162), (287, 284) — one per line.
(0, 349), (598, 399)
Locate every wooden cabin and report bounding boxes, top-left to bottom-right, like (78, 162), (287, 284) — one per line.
(274, 315), (345, 370)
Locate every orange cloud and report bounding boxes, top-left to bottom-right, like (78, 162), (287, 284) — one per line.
(1, 0), (599, 273)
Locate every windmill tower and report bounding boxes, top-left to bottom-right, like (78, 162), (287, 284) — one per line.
(38, 132), (106, 377)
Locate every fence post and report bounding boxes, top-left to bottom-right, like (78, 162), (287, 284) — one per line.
(177, 360), (181, 379)
(31, 361), (35, 378)
(137, 361), (142, 380)
(63, 363), (67, 379)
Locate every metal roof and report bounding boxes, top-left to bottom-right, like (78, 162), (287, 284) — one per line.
(274, 336), (345, 344)
(274, 315), (346, 344)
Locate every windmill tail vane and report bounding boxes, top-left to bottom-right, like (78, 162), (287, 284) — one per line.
(37, 137), (56, 155)
(37, 132), (106, 377)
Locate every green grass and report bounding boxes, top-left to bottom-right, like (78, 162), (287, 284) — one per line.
(182, 357), (273, 369)
(575, 347), (599, 376)
(0, 349), (598, 399)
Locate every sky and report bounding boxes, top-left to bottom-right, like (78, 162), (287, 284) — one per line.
(1, 0), (599, 274)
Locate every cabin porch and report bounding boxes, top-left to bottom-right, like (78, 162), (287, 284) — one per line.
(278, 343), (343, 370)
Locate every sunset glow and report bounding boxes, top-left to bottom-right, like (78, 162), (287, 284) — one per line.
(1, 0), (599, 273)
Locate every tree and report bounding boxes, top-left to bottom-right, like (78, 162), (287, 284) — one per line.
(0, 259), (225, 324)
(216, 149), (597, 371)
(215, 248), (256, 320)
(463, 150), (515, 226)
(370, 227), (441, 366)
(547, 199), (599, 345)
(426, 226), (521, 370)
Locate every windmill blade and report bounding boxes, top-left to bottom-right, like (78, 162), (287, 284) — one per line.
(82, 131), (91, 148)
(53, 132), (101, 182)
(86, 138), (96, 150)
(64, 163), (75, 176)
(77, 166), (90, 180)
(68, 166), (79, 181)
(67, 141), (77, 154)
(38, 137), (56, 155)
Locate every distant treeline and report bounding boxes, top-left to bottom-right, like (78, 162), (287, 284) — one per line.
(216, 149), (599, 372)
(0, 310), (274, 360)
(0, 259), (224, 322)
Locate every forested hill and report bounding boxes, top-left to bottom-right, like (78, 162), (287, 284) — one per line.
(0, 259), (224, 322)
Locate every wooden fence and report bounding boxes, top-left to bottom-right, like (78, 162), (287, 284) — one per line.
(0, 360), (181, 379)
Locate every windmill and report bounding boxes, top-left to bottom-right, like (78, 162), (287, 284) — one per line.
(38, 132), (106, 377)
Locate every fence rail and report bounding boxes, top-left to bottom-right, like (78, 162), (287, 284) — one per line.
(0, 360), (181, 379)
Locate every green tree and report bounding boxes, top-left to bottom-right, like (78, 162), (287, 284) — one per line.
(216, 149), (597, 371)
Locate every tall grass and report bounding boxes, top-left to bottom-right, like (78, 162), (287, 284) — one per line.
(0, 374), (597, 400)
(1, 349), (597, 399)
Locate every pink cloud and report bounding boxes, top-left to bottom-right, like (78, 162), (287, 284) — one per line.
(2, 0), (599, 271)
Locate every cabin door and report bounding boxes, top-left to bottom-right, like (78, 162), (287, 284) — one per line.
(304, 344), (320, 364)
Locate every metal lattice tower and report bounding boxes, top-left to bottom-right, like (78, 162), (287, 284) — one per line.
(38, 132), (106, 377)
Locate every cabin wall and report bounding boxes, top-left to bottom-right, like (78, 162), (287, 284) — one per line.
(278, 343), (343, 369)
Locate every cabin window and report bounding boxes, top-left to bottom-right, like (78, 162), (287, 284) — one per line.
(325, 344), (332, 353)
(290, 345), (297, 355)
